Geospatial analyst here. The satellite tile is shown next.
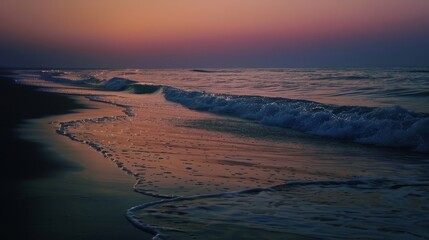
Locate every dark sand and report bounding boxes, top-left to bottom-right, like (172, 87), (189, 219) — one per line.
(0, 70), (152, 240)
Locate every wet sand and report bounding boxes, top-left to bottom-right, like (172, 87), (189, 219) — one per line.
(60, 91), (364, 199)
(1, 72), (152, 240)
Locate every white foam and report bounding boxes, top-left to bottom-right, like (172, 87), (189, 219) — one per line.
(163, 87), (429, 152)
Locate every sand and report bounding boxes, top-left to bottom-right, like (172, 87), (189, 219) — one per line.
(0, 74), (152, 240)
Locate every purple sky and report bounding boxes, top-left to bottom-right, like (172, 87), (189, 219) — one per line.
(1, 0), (429, 68)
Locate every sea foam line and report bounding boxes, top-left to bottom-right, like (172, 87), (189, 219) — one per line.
(54, 95), (181, 199)
(125, 177), (429, 240)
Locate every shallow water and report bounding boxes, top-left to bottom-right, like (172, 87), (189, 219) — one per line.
(133, 178), (429, 240)
(13, 68), (429, 239)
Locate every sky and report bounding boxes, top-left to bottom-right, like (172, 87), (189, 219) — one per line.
(1, 0), (429, 68)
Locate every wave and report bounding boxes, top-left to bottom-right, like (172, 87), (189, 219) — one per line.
(38, 72), (161, 94)
(99, 77), (162, 94)
(100, 77), (136, 91)
(129, 84), (162, 94)
(271, 178), (429, 190)
(404, 69), (429, 73)
(163, 87), (429, 152)
(311, 75), (371, 80)
(379, 88), (429, 98)
(126, 177), (429, 240)
(191, 69), (241, 73)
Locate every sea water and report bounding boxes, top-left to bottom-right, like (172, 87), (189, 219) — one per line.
(14, 68), (429, 239)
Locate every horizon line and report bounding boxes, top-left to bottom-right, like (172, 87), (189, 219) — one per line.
(2, 65), (429, 70)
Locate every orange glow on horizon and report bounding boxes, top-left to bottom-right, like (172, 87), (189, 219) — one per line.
(1, 0), (429, 65)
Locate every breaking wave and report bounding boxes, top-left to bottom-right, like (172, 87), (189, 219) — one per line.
(163, 87), (429, 152)
(39, 71), (161, 94)
(96, 77), (162, 94)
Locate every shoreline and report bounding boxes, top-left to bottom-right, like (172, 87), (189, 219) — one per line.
(1, 72), (152, 239)
(4, 69), (428, 239)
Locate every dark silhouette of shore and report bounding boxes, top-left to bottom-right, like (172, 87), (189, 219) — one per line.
(0, 70), (85, 239)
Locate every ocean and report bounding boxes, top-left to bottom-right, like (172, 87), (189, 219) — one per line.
(14, 68), (429, 239)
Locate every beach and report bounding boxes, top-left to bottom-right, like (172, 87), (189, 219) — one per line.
(1, 72), (152, 240)
(3, 68), (429, 240)
(2, 1), (429, 239)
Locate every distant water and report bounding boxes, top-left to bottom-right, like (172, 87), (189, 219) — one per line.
(14, 68), (429, 239)
(54, 68), (429, 113)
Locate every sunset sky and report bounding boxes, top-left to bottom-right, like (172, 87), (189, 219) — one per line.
(1, 0), (429, 68)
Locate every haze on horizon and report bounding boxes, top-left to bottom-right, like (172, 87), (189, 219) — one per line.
(1, 0), (429, 68)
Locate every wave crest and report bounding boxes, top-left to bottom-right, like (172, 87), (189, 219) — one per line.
(163, 87), (429, 152)
(96, 78), (161, 94)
